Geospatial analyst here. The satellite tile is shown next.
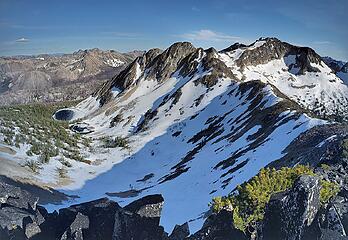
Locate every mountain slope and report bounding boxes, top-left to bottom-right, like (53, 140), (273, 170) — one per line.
(1, 38), (346, 232)
(0, 49), (143, 105)
(337, 62), (348, 86)
(50, 40), (332, 231)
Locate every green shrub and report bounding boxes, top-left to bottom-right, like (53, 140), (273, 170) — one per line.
(320, 163), (330, 171)
(82, 137), (92, 147)
(56, 167), (68, 178)
(210, 165), (336, 233)
(59, 157), (72, 168)
(24, 160), (40, 173)
(0, 101), (90, 166)
(100, 136), (129, 149)
(320, 180), (339, 204)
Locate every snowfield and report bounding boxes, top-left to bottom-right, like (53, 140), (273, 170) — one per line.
(47, 52), (327, 232)
(4, 39), (345, 233)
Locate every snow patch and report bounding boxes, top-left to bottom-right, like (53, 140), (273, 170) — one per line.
(105, 58), (124, 68)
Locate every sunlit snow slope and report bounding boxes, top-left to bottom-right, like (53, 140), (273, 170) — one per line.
(51, 39), (341, 232)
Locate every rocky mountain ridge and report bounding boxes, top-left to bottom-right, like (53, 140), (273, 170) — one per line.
(0, 49), (143, 105)
(97, 37), (348, 120)
(322, 56), (348, 86)
(322, 56), (346, 73)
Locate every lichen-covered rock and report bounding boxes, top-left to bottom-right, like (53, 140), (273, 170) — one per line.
(0, 182), (43, 240)
(59, 212), (89, 240)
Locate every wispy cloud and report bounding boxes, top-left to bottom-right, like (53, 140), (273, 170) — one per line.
(191, 6), (200, 12)
(100, 31), (143, 40)
(312, 41), (331, 45)
(15, 37), (30, 43)
(178, 29), (240, 42)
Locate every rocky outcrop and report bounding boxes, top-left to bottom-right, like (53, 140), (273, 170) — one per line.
(261, 175), (321, 240)
(3, 170), (348, 240)
(146, 42), (196, 82)
(169, 223), (190, 240)
(97, 42), (196, 105)
(268, 124), (348, 169)
(322, 57), (345, 73)
(124, 194), (164, 219)
(220, 43), (247, 53)
(0, 180), (168, 240)
(188, 210), (247, 240)
(262, 137), (348, 240)
(235, 37), (323, 75)
(342, 63), (348, 73)
(0, 181), (43, 240)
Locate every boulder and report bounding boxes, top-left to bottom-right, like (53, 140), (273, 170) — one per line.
(188, 210), (247, 240)
(261, 175), (321, 240)
(0, 181), (38, 211)
(169, 222), (190, 240)
(33, 196), (168, 240)
(124, 194), (164, 219)
(0, 181), (42, 240)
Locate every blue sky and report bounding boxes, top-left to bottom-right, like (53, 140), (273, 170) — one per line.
(0, 0), (347, 60)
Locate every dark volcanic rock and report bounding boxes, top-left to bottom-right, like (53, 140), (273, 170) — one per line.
(44, 197), (167, 240)
(268, 124), (348, 169)
(221, 42), (247, 53)
(0, 181), (38, 211)
(188, 210), (247, 240)
(342, 63), (348, 73)
(147, 42), (196, 82)
(261, 175), (321, 240)
(169, 222), (190, 240)
(322, 57), (345, 73)
(0, 182), (43, 240)
(97, 42), (196, 105)
(0, 178), (169, 240)
(124, 194), (164, 219)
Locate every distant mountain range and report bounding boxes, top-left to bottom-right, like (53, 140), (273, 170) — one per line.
(322, 56), (348, 85)
(0, 49), (143, 105)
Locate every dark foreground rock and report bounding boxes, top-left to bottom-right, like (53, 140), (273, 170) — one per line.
(0, 182), (168, 240)
(2, 168), (348, 239)
(261, 175), (321, 240)
(187, 210), (247, 240)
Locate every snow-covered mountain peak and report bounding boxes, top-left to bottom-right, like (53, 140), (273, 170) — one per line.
(217, 38), (348, 120)
(91, 39), (348, 121)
